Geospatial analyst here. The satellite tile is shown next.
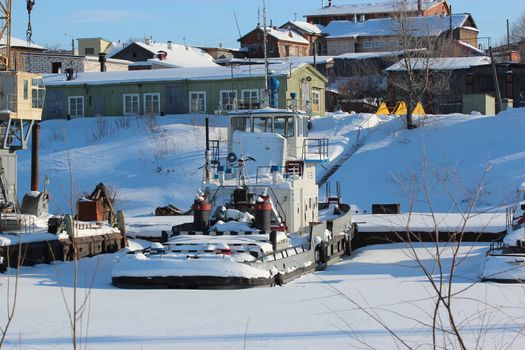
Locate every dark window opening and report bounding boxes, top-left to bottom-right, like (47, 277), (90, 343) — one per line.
(51, 62), (62, 73)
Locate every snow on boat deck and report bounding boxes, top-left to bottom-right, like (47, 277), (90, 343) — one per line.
(355, 212), (506, 233)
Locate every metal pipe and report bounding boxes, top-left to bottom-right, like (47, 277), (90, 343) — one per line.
(205, 117), (211, 183)
(30, 122), (40, 191)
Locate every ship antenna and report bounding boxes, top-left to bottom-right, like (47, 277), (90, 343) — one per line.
(262, 0), (269, 108)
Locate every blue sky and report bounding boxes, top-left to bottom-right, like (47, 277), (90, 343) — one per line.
(10, 0), (524, 50)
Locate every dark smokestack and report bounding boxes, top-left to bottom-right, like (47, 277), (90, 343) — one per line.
(98, 52), (107, 72)
(328, 0), (332, 7)
(418, 0), (422, 16)
(31, 123), (40, 192)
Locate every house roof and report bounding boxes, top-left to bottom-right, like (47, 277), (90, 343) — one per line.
(385, 56), (491, 71)
(284, 21), (323, 35)
(335, 50), (406, 60)
(43, 63), (310, 87)
(306, 0), (446, 17)
(239, 27), (309, 45)
(111, 41), (218, 68)
(0, 36), (46, 50)
(324, 13), (475, 39)
(266, 27), (310, 44)
(268, 56), (334, 65)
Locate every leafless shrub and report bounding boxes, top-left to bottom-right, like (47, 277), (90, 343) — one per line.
(89, 117), (114, 143)
(113, 117), (131, 130)
(136, 113), (159, 134)
(0, 242), (22, 348)
(318, 158), (524, 349)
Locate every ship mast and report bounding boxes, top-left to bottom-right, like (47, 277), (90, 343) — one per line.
(262, 0), (269, 108)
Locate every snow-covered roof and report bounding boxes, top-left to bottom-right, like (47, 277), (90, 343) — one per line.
(457, 40), (484, 55)
(104, 41), (125, 57)
(324, 14), (473, 39)
(385, 56), (491, 71)
(112, 41), (218, 68)
(0, 36), (46, 50)
(306, 0), (445, 17)
(265, 27), (310, 45)
(335, 51), (405, 60)
(43, 63), (307, 87)
(268, 56), (334, 65)
(286, 21), (323, 35)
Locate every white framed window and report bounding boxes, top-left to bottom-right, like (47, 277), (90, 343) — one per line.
(123, 93), (140, 115)
(144, 93), (160, 115)
(241, 89), (259, 109)
(68, 96), (84, 117)
(189, 91), (206, 113)
(220, 90), (237, 111)
(31, 78), (45, 108)
(312, 90), (320, 112)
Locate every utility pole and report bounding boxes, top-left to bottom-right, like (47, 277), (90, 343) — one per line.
(507, 18), (511, 62)
(489, 47), (502, 113)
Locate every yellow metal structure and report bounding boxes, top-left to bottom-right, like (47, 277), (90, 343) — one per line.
(375, 102), (390, 115)
(392, 101), (408, 116)
(412, 102), (426, 116)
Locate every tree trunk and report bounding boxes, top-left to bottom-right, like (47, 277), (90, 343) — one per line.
(406, 110), (416, 129)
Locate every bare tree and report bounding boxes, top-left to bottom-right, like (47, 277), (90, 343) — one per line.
(387, 1), (454, 128)
(318, 159), (524, 349)
(0, 242), (22, 349)
(510, 13), (525, 43)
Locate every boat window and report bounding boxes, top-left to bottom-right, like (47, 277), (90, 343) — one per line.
(274, 116), (295, 137)
(287, 117), (295, 137)
(231, 117), (252, 132)
(274, 117), (286, 136)
(253, 117), (272, 133)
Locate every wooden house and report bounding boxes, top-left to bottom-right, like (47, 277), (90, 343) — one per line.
(238, 26), (310, 58)
(385, 57), (525, 113)
(42, 63), (328, 119)
(306, 0), (450, 26)
(322, 13), (478, 56)
(279, 21), (323, 55)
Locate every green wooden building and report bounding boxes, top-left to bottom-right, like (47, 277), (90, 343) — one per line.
(43, 63), (327, 119)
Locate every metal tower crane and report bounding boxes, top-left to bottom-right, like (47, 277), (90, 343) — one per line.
(0, 0), (45, 216)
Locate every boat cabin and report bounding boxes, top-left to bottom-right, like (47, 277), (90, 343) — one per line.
(228, 109), (310, 162)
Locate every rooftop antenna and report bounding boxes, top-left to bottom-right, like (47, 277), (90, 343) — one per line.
(294, 12), (297, 21)
(233, 10), (242, 40)
(263, 0), (269, 108)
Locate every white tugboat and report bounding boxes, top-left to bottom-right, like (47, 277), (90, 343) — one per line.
(112, 102), (355, 289)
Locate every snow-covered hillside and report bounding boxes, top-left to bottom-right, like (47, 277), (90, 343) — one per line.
(328, 108), (525, 212)
(17, 108), (525, 217)
(5, 108), (525, 349)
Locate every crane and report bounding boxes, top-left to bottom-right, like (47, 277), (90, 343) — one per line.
(0, 0), (44, 217)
